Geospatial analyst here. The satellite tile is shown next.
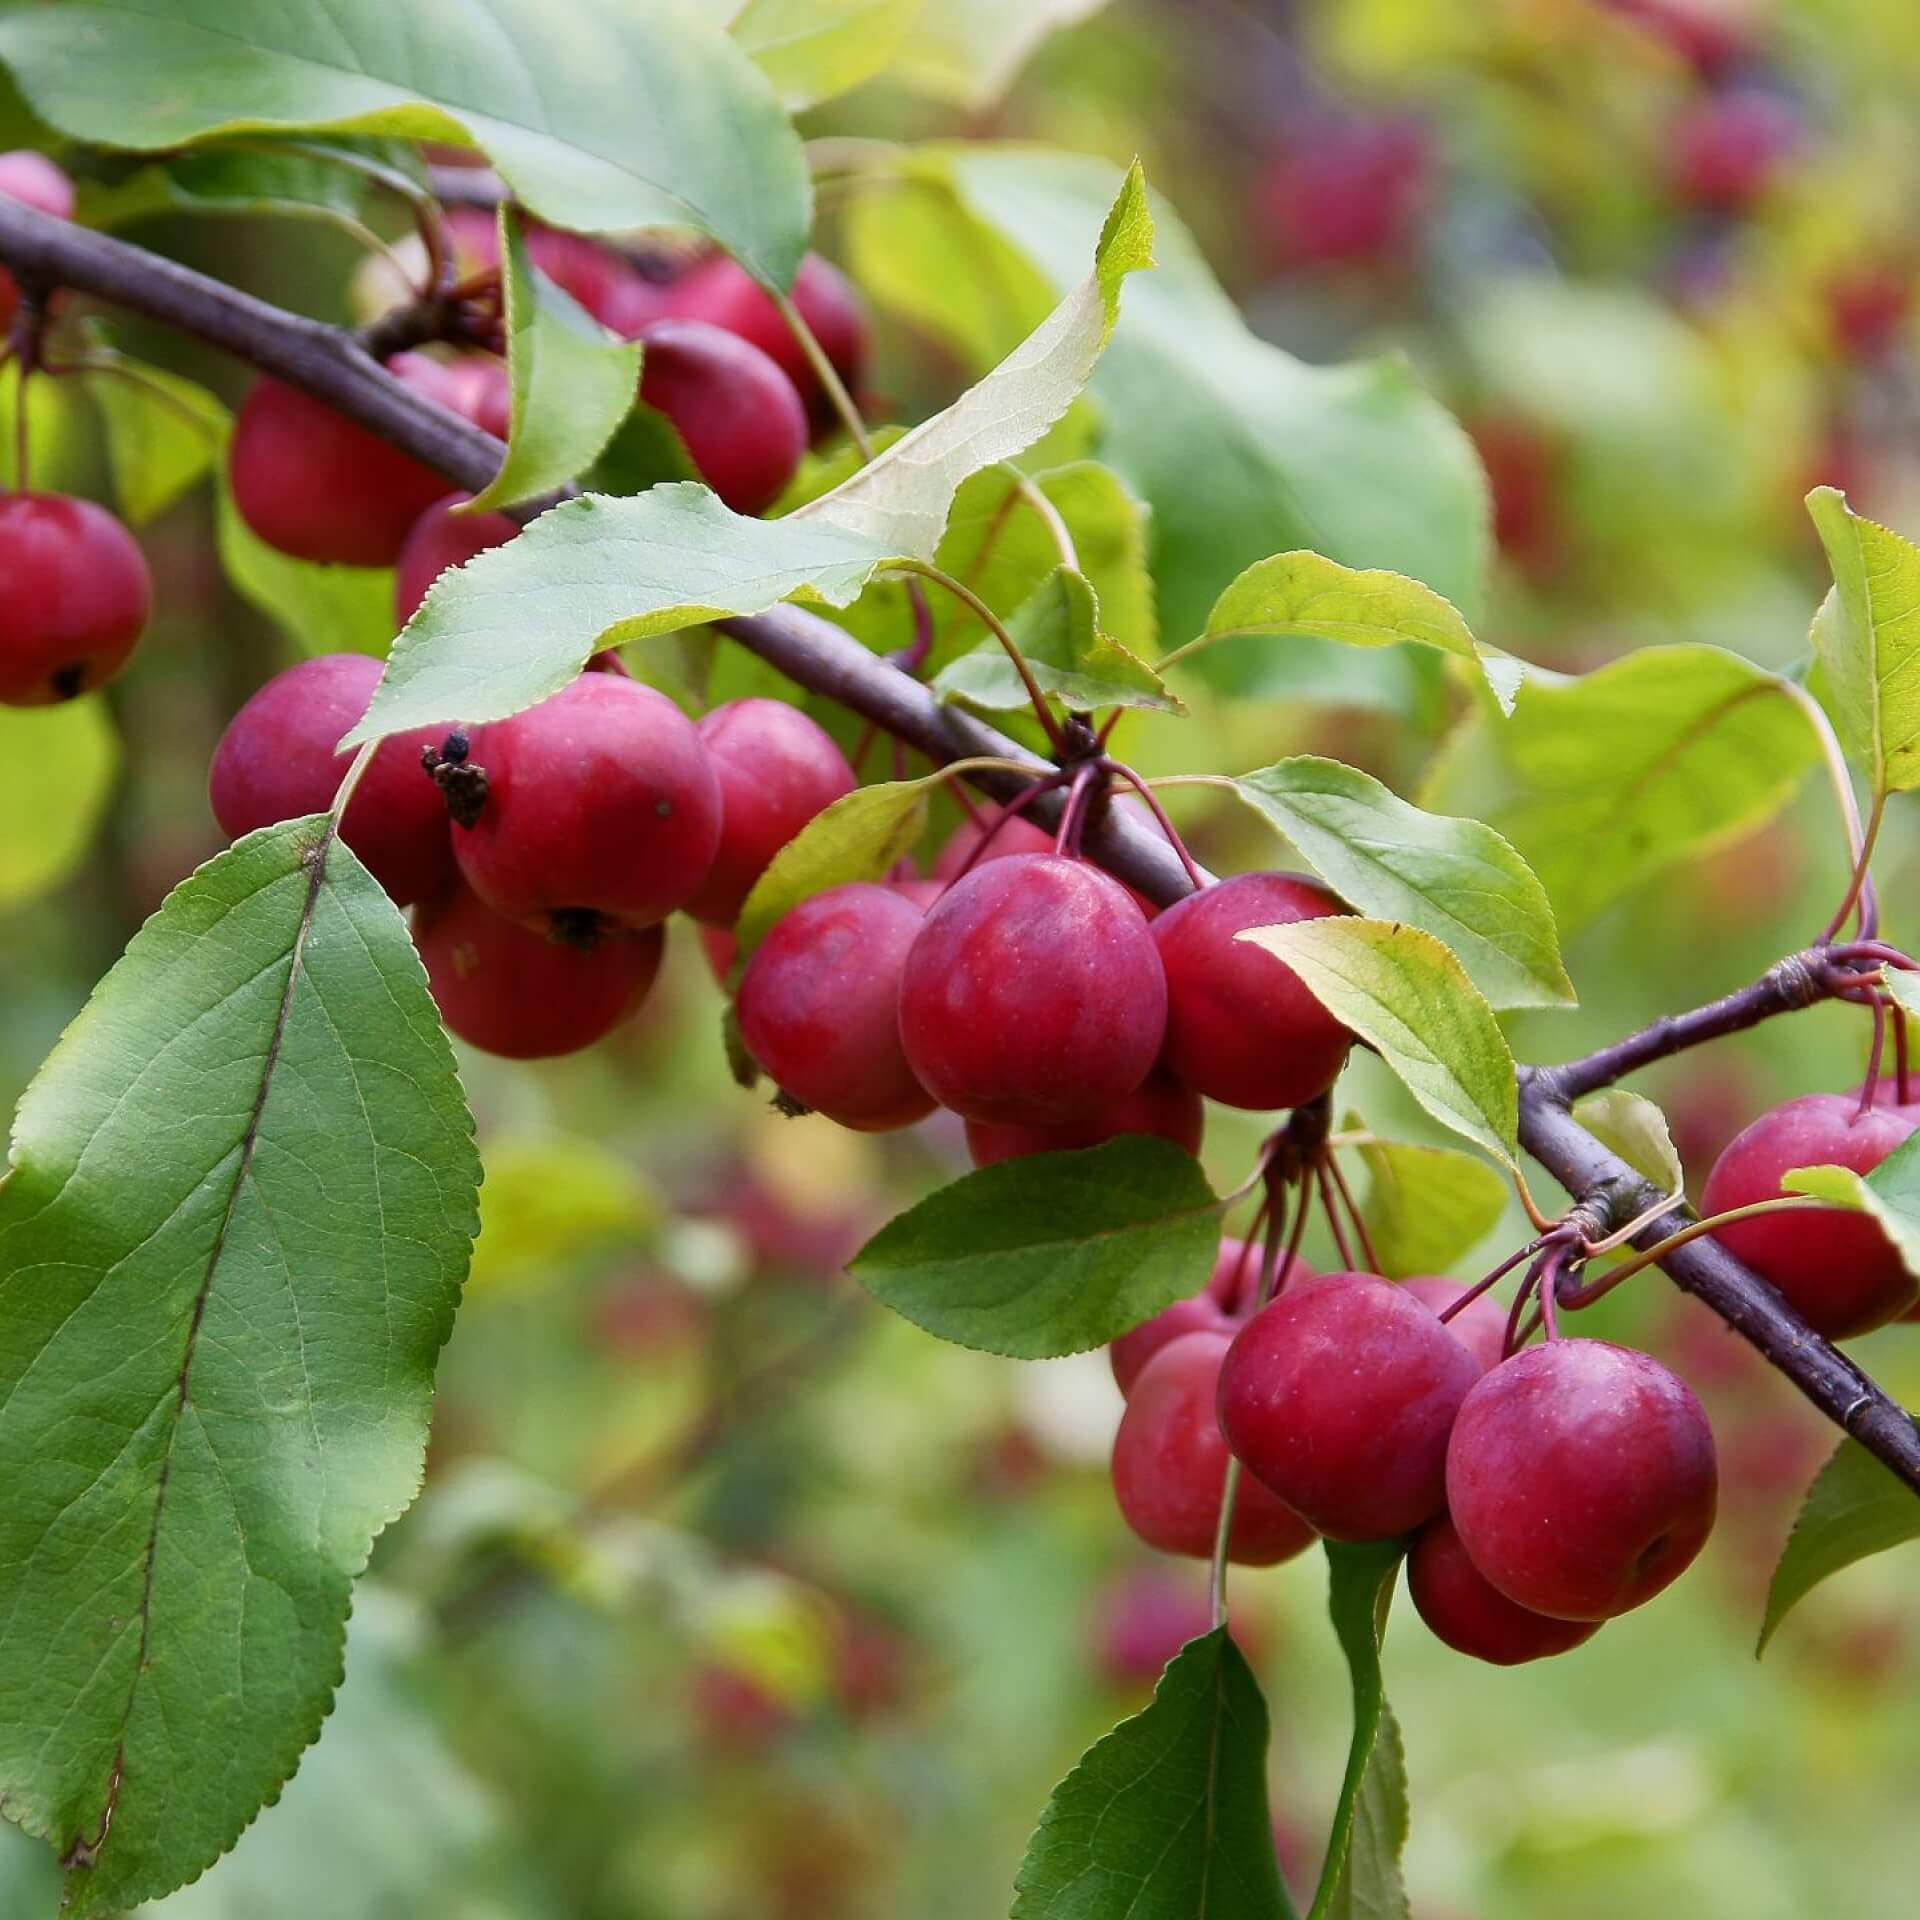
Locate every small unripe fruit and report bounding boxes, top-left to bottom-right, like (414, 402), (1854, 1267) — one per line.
(1110, 1237), (1314, 1398)
(685, 698), (856, 925)
(964, 1074), (1204, 1170)
(1217, 1272), (1480, 1541)
(0, 494), (152, 705)
(0, 150), (74, 329)
(1446, 1340), (1717, 1622)
(1152, 872), (1351, 1110)
(415, 879), (663, 1059)
(1407, 1516), (1600, 1665)
(393, 492), (519, 624)
(735, 881), (935, 1131)
(454, 673), (722, 934)
(898, 853), (1167, 1128)
(636, 319), (807, 515)
(1111, 1332), (1317, 1565)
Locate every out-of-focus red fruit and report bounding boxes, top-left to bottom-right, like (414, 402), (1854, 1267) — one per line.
(0, 150), (74, 328)
(0, 493), (152, 705)
(1468, 415), (1563, 575)
(414, 879), (664, 1058)
(1602, 0), (1749, 75)
(636, 318), (808, 514)
(964, 1074), (1204, 1169)
(929, 804), (1058, 880)
(594, 1270), (708, 1357)
(1667, 89), (1802, 215)
(208, 652), (455, 906)
(393, 491), (519, 623)
(1110, 1237), (1316, 1398)
(1093, 1568), (1257, 1687)
(1408, 1516), (1601, 1665)
(689, 1662), (794, 1750)
(890, 876), (945, 910)
(1252, 115), (1429, 269)
(1827, 266), (1912, 363)
(1397, 1276), (1509, 1376)
(699, 922), (738, 985)
(1701, 1092), (1919, 1337)
(1111, 1332), (1318, 1565)
(1660, 1059), (1769, 1178)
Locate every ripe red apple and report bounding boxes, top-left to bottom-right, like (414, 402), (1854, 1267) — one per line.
(1110, 1237), (1314, 1397)
(0, 493), (152, 705)
(1408, 1516), (1601, 1665)
(964, 1074), (1204, 1170)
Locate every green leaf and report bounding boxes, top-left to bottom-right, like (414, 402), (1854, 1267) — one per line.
(1759, 1420), (1920, 1654)
(850, 1137), (1219, 1358)
(0, 821), (478, 1914)
(83, 346), (230, 528)
(703, 0), (923, 109)
(1806, 487), (1920, 797)
(1181, 551), (1522, 714)
(1228, 757), (1572, 1011)
(1311, 1543), (1411, 1920)
(896, 0), (1113, 109)
(1010, 1626), (1296, 1920)
(1345, 1123), (1507, 1281)
(848, 147), (1488, 651)
(582, 393), (702, 498)
(0, 0), (811, 287)
(469, 1134), (659, 1298)
(933, 566), (1177, 714)
(351, 169), (1153, 744)
(1239, 919), (1520, 1171)
(1420, 646), (1819, 935)
(466, 209), (639, 512)
(0, 697), (117, 908)
(1573, 1090), (1683, 1193)
(215, 475), (396, 659)
(735, 774), (940, 960)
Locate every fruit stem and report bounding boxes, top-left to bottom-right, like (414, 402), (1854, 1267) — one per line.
(1557, 1196), (1830, 1304)
(1052, 761), (1101, 857)
(1858, 991), (1889, 1119)
(1103, 760), (1209, 890)
(1006, 467), (1080, 572)
(1897, 1003), (1912, 1106)
(945, 769), (1068, 884)
(770, 283), (872, 461)
(1317, 1160), (1357, 1270)
(1323, 1149), (1380, 1274)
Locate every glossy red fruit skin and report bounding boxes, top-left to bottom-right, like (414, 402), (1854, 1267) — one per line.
(929, 804), (1057, 880)
(636, 319), (807, 515)
(208, 653), (456, 905)
(414, 880), (663, 1059)
(898, 853), (1168, 1128)
(1407, 1516), (1600, 1665)
(1151, 872), (1351, 1111)
(1701, 1093), (1919, 1336)
(734, 881), (935, 1131)
(1398, 1276), (1508, 1376)
(0, 494), (152, 705)
(393, 492), (519, 624)
(0, 151), (74, 328)
(1112, 1333), (1318, 1565)
(1447, 1340), (1717, 1621)
(454, 674), (721, 932)
(965, 1073), (1204, 1170)
(1217, 1272), (1480, 1541)
(685, 698), (856, 925)
(1110, 1237), (1315, 1398)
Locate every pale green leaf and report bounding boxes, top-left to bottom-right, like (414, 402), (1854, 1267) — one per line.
(215, 476), (396, 659)
(469, 1135), (659, 1298)
(895, 0), (1113, 108)
(1573, 1090), (1683, 1193)
(1782, 1124), (1920, 1282)
(1345, 1121), (1507, 1281)
(703, 0), (923, 108)
(84, 348), (230, 528)
(0, 698), (117, 908)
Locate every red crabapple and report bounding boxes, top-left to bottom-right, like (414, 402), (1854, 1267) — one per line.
(1446, 1340), (1717, 1621)
(1252, 115), (1428, 269)
(734, 881), (935, 1131)
(0, 494), (152, 705)
(964, 1073), (1204, 1170)
(1110, 1237), (1314, 1398)
(897, 853), (1167, 1128)
(1094, 1569), (1232, 1688)
(1152, 872), (1351, 1110)
(393, 492), (519, 624)
(208, 652), (456, 905)
(684, 698), (856, 925)
(929, 803), (1057, 881)
(1111, 1332), (1317, 1565)
(1216, 1272), (1480, 1540)
(1407, 1516), (1600, 1665)
(636, 319), (807, 514)
(453, 673), (721, 934)
(0, 150), (74, 329)
(1398, 1276), (1509, 1375)
(415, 879), (664, 1058)
(1701, 1092), (1919, 1337)
(444, 206), (639, 330)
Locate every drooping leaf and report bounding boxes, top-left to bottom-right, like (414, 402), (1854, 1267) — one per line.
(83, 345), (230, 527)
(1344, 1122), (1507, 1281)
(215, 476), (396, 659)
(0, 822), (478, 1914)
(850, 1137), (1219, 1358)
(699, 0), (924, 109)
(1180, 551), (1522, 714)
(1311, 1543), (1411, 1920)
(1806, 487), (1920, 797)
(1759, 1420), (1920, 1654)
(1420, 645), (1819, 935)
(1228, 757), (1572, 1011)
(1573, 1090), (1684, 1193)
(0, 697), (117, 908)
(896, 0), (1114, 109)
(1239, 919), (1520, 1170)
(933, 566), (1176, 713)
(1011, 1626), (1295, 1920)
(466, 208), (639, 512)
(0, 0), (810, 286)
(1781, 1121), (1920, 1281)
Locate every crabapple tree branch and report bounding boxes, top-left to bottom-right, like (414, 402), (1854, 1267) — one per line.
(6, 196), (1917, 1492)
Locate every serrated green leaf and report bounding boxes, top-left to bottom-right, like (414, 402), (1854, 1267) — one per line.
(0, 821), (478, 1914)
(1228, 757), (1571, 1011)
(1345, 1123), (1507, 1280)
(1011, 1626), (1296, 1920)
(0, 0), (810, 286)
(850, 1137), (1219, 1358)
(1181, 552), (1522, 714)
(1573, 1090), (1683, 1193)
(699, 0), (923, 108)
(1239, 919), (1519, 1170)
(215, 475), (396, 659)
(1311, 1542), (1410, 1920)
(83, 346), (230, 528)
(896, 0), (1113, 108)
(933, 566), (1176, 714)
(1759, 1420), (1920, 1654)
(0, 697), (117, 908)
(1781, 1124), (1920, 1280)
(466, 209), (639, 512)
(1806, 488), (1920, 797)
(1420, 646), (1818, 935)
(584, 392), (703, 499)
